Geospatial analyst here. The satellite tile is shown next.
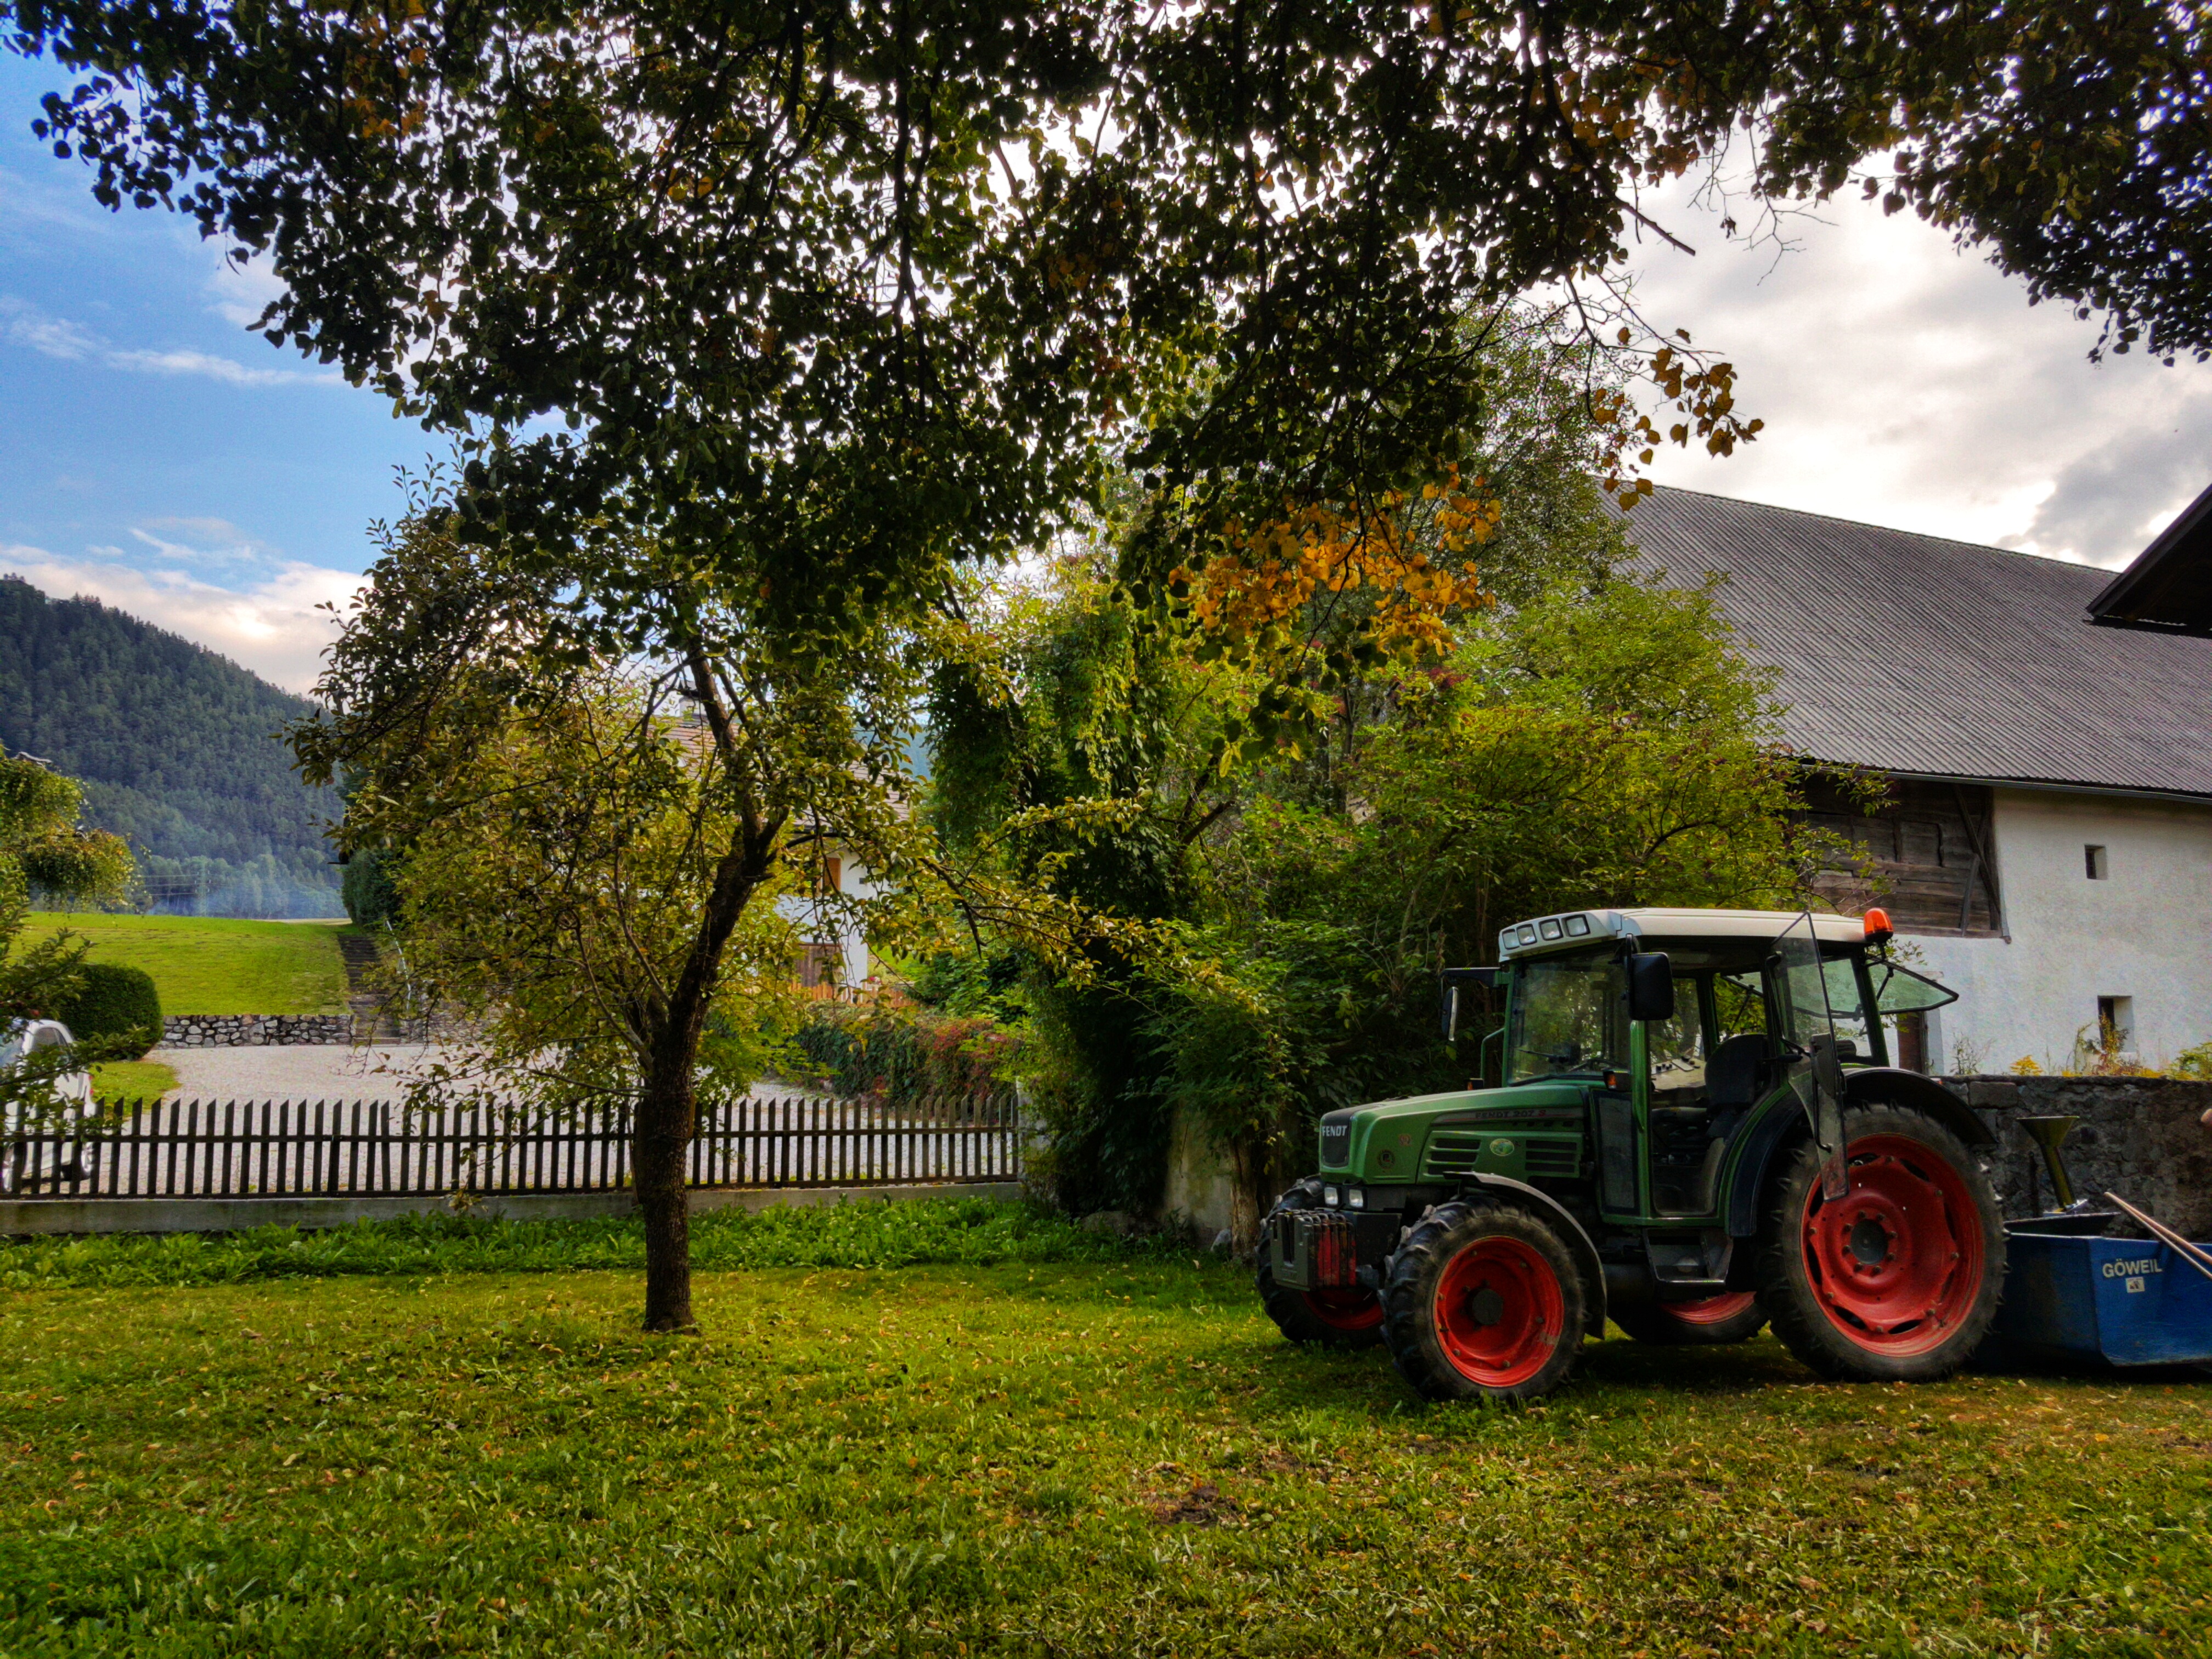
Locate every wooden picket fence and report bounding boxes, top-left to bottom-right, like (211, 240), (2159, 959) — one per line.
(1, 1093), (1022, 1201)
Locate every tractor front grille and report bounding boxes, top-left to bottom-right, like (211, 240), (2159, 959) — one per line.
(1523, 1138), (1581, 1178)
(1422, 1128), (1582, 1181)
(1423, 1130), (1488, 1178)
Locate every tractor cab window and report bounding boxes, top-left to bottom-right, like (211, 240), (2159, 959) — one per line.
(1714, 970), (1768, 1046)
(1641, 949), (1785, 1217)
(1870, 959), (1958, 1015)
(1821, 956), (1877, 1062)
(1777, 949), (1880, 1064)
(1646, 990), (1706, 1095)
(1507, 952), (1627, 1081)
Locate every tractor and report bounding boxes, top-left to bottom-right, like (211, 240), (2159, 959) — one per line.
(1259, 906), (2004, 1401)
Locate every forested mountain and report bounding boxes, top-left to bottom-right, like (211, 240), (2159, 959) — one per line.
(0, 574), (341, 916)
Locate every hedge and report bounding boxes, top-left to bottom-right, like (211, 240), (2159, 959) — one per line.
(53, 962), (162, 1059)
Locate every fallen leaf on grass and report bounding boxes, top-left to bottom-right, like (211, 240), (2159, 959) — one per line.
(1152, 1481), (1238, 1527)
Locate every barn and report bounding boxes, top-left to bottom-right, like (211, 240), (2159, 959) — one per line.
(1623, 486), (2212, 1074)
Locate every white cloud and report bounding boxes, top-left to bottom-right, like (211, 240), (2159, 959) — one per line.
(105, 346), (330, 386)
(142, 515), (258, 545)
(206, 257), (289, 330)
(1621, 182), (2212, 568)
(0, 165), (114, 245)
(0, 292), (96, 358)
(1, 544), (363, 693)
(129, 520), (273, 567)
(0, 293), (334, 387)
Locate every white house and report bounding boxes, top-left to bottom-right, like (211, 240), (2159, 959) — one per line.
(668, 714), (885, 998)
(776, 845), (881, 998)
(1624, 486), (2212, 1074)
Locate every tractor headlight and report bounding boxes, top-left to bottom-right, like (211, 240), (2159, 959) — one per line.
(1323, 1185), (1341, 1207)
(1347, 1188), (1366, 1210)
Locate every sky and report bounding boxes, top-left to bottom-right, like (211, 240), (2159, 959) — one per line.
(2, 50), (2208, 694)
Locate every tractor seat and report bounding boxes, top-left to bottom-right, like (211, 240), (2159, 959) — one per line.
(1706, 1033), (1773, 1112)
(1684, 1034), (1775, 1213)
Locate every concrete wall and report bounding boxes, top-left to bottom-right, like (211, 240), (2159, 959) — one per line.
(0, 1180), (1025, 1236)
(1161, 1105), (1238, 1237)
(1906, 787), (2212, 1073)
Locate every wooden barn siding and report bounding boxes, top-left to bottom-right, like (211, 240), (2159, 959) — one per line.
(1797, 775), (2005, 938)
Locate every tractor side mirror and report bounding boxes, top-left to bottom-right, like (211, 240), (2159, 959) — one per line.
(1438, 966), (1501, 1042)
(1626, 952), (1675, 1023)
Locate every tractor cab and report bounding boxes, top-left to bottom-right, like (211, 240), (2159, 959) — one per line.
(1491, 907), (1958, 1223)
(1261, 906), (1999, 1404)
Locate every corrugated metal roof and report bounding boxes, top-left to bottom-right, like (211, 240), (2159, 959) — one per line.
(2087, 479), (2212, 637)
(1618, 486), (2212, 799)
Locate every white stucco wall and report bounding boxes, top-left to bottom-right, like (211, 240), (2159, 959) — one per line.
(772, 847), (878, 989)
(832, 855), (878, 988)
(1905, 787), (2212, 1073)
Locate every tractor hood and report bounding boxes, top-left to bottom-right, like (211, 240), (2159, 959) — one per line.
(1318, 1080), (1590, 1185)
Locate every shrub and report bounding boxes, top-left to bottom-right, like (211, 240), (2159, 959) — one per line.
(2172, 1041), (2212, 1081)
(793, 1003), (1021, 1106)
(53, 963), (162, 1058)
(341, 847), (399, 927)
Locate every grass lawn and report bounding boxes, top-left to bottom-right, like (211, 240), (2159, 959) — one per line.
(17, 913), (351, 1016)
(3, 1234), (2207, 1655)
(87, 1058), (178, 1100)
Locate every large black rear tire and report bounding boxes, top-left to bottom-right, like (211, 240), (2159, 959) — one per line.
(1383, 1197), (1586, 1403)
(1255, 1178), (1385, 1350)
(1757, 1104), (2004, 1383)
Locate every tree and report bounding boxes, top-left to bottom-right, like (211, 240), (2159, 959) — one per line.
(0, 745), (136, 1122)
(9, 0), (2207, 632)
(293, 509), (923, 1330)
(930, 472), (1831, 1240)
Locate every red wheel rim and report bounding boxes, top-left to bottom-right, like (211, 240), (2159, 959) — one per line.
(1433, 1234), (1565, 1387)
(1301, 1288), (1384, 1333)
(1800, 1133), (1985, 1356)
(1663, 1291), (1758, 1327)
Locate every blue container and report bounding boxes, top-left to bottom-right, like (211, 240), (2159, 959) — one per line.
(1996, 1225), (2212, 1367)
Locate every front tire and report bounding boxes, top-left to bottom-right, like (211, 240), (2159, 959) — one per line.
(1256, 1179), (1385, 1350)
(1758, 1105), (2003, 1382)
(1384, 1199), (1586, 1402)
(1612, 1292), (1768, 1345)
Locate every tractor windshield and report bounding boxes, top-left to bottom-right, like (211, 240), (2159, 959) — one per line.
(1507, 951), (1628, 1081)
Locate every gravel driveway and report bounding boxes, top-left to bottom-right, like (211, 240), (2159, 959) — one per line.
(150, 1046), (829, 1104)
(151, 1043), (459, 1102)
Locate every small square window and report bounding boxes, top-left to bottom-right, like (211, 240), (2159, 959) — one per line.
(2097, 995), (2134, 1046)
(2085, 844), (2109, 880)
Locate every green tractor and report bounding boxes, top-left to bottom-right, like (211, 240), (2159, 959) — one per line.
(1259, 906), (2004, 1402)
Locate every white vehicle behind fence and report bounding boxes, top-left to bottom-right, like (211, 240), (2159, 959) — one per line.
(1, 1017), (97, 1193)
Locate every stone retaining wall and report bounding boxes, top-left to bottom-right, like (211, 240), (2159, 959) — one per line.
(1164, 1077), (2212, 1240)
(1954, 1074), (2212, 1238)
(160, 1014), (364, 1047)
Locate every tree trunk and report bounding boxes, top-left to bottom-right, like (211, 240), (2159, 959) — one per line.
(636, 1030), (699, 1331)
